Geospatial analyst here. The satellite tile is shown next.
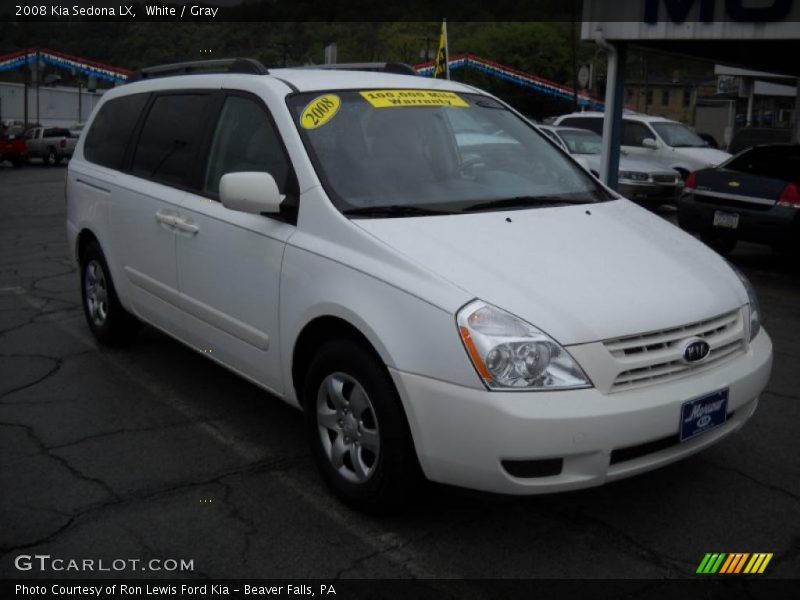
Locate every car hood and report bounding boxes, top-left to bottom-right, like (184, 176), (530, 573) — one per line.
(354, 199), (746, 345)
(671, 146), (731, 168)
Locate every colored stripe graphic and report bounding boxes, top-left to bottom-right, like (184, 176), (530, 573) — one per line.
(697, 553), (726, 573)
(744, 553), (773, 574)
(697, 552), (773, 574)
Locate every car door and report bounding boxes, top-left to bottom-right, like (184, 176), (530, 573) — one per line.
(106, 92), (215, 337)
(175, 90), (298, 394)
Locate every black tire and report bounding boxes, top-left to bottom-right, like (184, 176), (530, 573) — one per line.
(303, 339), (423, 514)
(80, 241), (139, 346)
(701, 233), (737, 256)
(46, 148), (57, 166)
(11, 157), (24, 168)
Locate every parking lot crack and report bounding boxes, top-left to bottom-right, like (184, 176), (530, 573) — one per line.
(698, 457), (800, 503)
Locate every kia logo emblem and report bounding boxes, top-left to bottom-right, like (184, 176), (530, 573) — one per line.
(683, 338), (711, 364)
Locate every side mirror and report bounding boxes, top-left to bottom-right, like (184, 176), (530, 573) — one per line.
(219, 172), (282, 215)
(641, 137), (659, 150)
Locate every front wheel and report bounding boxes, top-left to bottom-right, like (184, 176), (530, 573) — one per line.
(80, 241), (139, 346)
(304, 339), (422, 513)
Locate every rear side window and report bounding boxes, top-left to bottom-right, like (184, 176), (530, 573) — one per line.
(725, 146), (800, 181)
(84, 94), (149, 170)
(131, 94), (211, 187)
(44, 128), (71, 137)
(559, 117), (603, 135)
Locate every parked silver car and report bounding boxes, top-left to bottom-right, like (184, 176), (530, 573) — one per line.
(538, 125), (683, 205)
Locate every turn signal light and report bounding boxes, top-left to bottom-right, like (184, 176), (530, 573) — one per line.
(778, 183), (800, 207)
(684, 172), (697, 192)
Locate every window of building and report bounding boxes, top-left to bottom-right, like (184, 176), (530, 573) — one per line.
(661, 90), (670, 107)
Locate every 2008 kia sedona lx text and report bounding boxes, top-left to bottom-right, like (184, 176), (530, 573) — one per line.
(66, 59), (772, 512)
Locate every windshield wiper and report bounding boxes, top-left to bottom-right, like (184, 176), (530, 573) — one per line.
(343, 205), (456, 218)
(462, 196), (588, 213)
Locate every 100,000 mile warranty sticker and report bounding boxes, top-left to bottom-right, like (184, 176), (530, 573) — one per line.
(360, 89), (469, 108)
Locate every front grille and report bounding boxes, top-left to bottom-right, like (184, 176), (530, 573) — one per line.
(652, 174), (677, 184)
(604, 310), (746, 392)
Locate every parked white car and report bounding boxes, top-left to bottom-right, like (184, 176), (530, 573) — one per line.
(67, 59), (772, 512)
(537, 125), (683, 205)
(552, 111), (731, 178)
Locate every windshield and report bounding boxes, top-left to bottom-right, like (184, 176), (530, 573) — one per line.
(288, 90), (611, 216)
(557, 129), (602, 155)
(650, 122), (707, 148)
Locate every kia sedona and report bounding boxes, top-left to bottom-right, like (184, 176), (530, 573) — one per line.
(66, 59), (772, 512)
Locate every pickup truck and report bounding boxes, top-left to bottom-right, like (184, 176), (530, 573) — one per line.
(24, 127), (77, 165)
(0, 129), (27, 167)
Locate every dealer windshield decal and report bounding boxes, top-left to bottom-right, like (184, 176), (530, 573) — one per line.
(300, 94), (341, 129)
(360, 89), (469, 108)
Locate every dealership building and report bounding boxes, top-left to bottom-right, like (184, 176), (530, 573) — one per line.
(581, 0), (800, 187)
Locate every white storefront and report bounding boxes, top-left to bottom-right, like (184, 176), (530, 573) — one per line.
(581, 0), (800, 188)
(0, 82), (105, 128)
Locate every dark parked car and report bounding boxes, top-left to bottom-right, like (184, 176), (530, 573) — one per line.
(727, 127), (791, 154)
(678, 144), (800, 255)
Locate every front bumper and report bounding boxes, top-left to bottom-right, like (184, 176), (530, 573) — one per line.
(391, 330), (772, 495)
(619, 181), (682, 203)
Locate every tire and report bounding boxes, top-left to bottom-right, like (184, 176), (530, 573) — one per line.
(701, 233), (737, 256)
(80, 241), (139, 346)
(46, 148), (57, 166)
(11, 157), (24, 168)
(303, 339), (423, 513)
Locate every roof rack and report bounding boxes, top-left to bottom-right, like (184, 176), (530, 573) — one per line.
(127, 58), (269, 82)
(296, 62), (418, 76)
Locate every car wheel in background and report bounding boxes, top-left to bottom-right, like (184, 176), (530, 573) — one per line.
(304, 339), (423, 513)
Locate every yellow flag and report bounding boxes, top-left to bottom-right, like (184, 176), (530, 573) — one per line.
(433, 20), (449, 80)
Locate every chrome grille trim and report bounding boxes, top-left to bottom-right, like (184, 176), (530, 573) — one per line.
(604, 309), (746, 392)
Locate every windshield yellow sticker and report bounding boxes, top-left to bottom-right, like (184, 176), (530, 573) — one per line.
(360, 89), (469, 108)
(300, 94), (341, 129)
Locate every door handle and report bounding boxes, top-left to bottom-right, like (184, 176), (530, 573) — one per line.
(173, 217), (199, 234)
(155, 211), (178, 227)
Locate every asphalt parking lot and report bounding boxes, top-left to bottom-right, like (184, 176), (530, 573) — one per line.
(1, 165), (798, 584)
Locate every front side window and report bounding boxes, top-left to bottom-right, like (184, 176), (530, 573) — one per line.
(289, 91), (610, 216)
(650, 121), (707, 148)
(131, 94), (211, 187)
(203, 96), (292, 197)
(622, 121), (656, 147)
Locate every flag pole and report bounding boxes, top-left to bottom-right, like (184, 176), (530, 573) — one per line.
(443, 19), (450, 80)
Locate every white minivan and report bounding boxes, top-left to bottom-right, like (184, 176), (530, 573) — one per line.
(552, 111), (732, 178)
(66, 59), (772, 512)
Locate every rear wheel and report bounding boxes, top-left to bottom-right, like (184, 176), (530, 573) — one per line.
(304, 339), (422, 513)
(80, 241), (139, 346)
(46, 148), (57, 166)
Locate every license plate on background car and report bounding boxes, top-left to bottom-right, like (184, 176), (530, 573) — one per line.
(713, 211), (739, 229)
(680, 389), (728, 442)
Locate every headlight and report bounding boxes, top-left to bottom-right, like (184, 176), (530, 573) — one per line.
(456, 300), (591, 390)
(729, 264), (761, 341)
(619, 170), (649, 182)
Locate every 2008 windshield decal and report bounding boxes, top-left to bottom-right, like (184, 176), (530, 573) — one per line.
(300, 95), (341, 129)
